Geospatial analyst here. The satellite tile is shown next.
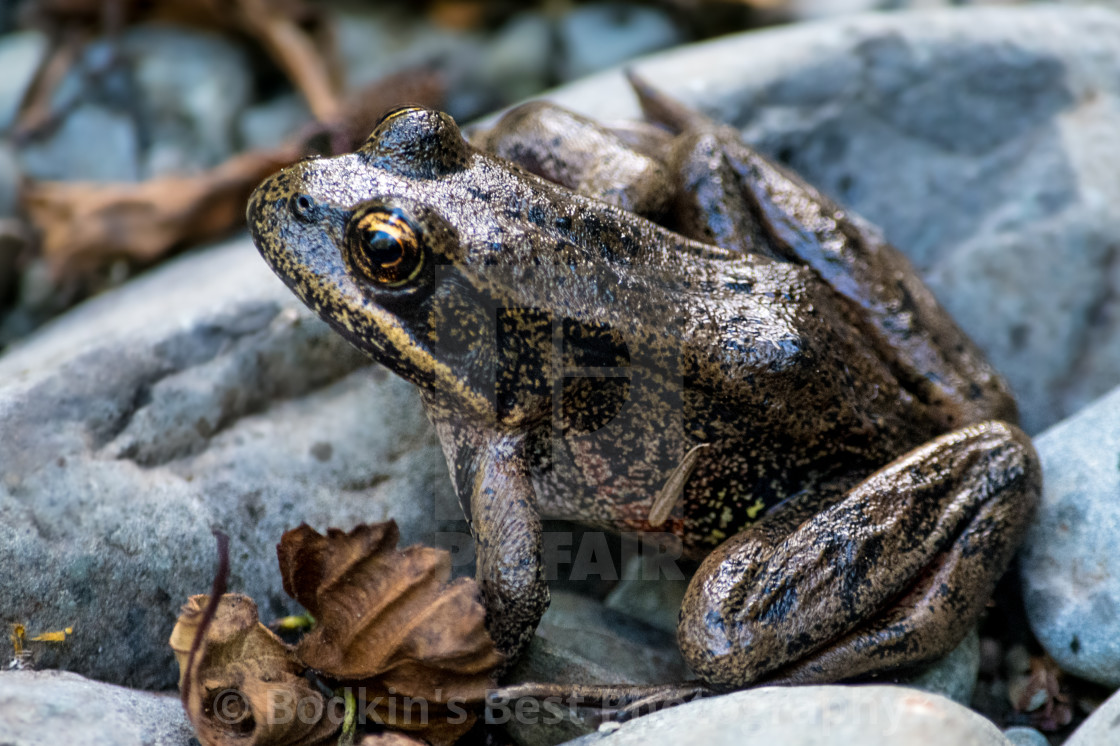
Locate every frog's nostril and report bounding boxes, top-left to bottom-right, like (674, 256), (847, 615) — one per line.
(290, 193), (320, 223)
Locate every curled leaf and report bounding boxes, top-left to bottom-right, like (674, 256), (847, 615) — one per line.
(170, 593), (341, 746)
(278, 522), (504, 744)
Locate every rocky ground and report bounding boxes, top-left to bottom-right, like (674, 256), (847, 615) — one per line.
(2, 2), (1120, 745)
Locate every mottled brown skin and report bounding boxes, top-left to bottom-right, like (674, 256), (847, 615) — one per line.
(246, 76), (1041, 691)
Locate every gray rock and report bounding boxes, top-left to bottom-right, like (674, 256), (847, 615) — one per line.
(1003, 726), (1050, 746)
(0, 670), (193, 746)
(0, 237), (461, 689)
(239, 93), (312, 152)
(0, 30), (48, 131)
(536, 4), (1120, 434)
(563, 685), (1012, 746)
(904, 627), (981, 705)
(556, 4), (682, 83)
(602, 554), (688, 635)
(16, 25), (252, 182)
(1020, 383), (1120, 688)
(330, 3), (489, 116)
(123, 25), (254, 175)
(18, 104), (140, 182)
(535, 590), (689, 684)
(1064, 685), (1120, 746)
(775, 0), (1000, 23)
(480, 12), (555, 104)
(504, 590), (689, 746)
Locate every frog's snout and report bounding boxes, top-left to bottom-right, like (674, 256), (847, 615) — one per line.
(247, 168), (300, 247)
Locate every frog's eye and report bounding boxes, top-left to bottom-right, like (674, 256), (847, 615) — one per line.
(344, 206), (426, 288)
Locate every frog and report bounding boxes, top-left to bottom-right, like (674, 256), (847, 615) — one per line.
(246, 71), (1040, 695)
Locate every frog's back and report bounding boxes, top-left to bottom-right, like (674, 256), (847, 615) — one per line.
(524, 252), (943, 556)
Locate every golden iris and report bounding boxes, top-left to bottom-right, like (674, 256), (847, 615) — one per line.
(344, 207), (425, 288)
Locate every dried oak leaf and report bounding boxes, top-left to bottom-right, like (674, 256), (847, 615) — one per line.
(278, 522), (503, 745)
(170, 593), (340, 746)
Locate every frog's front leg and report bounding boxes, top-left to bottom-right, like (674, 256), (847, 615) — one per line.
(678, 421), (1040, 690)
(453, 431), (550, 666)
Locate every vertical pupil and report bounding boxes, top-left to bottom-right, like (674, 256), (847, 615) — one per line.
(366, 230), (403, 265)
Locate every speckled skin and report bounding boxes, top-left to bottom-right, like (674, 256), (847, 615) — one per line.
(246, 78), (1041, 690)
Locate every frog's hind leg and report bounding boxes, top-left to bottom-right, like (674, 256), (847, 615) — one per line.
(470, 100), (673, 218)
(622, 70), (794, 262)
(677, 421), (1040, 690)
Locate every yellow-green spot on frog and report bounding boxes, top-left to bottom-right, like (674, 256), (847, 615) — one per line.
(247, 73), (1040, 694)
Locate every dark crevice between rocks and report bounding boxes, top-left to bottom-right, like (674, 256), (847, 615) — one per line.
(338, 472), (394, 493)
(87, 302), (286, 450)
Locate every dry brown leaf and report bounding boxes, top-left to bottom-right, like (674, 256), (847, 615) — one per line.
(22, 144), (297, 277)
(278, 521), (504, 745)
(1009, 650), (1073, 731)
(170, 593), (341, 746)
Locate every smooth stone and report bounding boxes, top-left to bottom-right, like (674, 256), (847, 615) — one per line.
(330, 4), (489, 117)
(239, 92), (312, 151)
(1021, 384), (1120, 687)
(124, 25), (253, 175)
(0, 30), (47, 131)
(16, 25), (251, 181)
(1063, 686), (1120, 746)
(0, 237), (461, 689)
(602, 553), (689, 635)
(536, 590), (689, 684)
(903, 627), (980, 706)
(563, 685), (1012, 746)
(556, 4), (682, 82)
(0, 670), (193, 746)
(18, 104), (140, 182)
(1002, 726), (1050, 746)
(480, 11), (554, 104)
(533, 5), (1120, 434)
